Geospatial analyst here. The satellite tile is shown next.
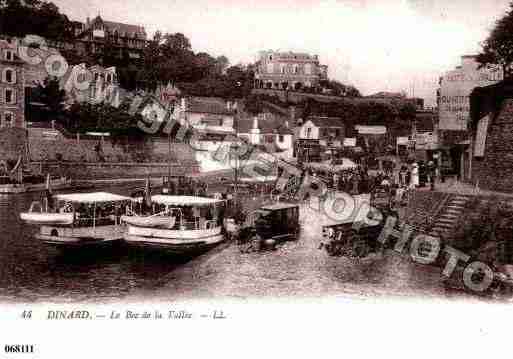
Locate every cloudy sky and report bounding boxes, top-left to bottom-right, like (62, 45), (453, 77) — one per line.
(52, 0), (511, 105)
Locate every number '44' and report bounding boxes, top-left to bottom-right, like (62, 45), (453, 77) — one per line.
(21, 310), (32, 319)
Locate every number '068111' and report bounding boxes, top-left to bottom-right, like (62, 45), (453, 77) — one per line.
(4, 345), (34, 353)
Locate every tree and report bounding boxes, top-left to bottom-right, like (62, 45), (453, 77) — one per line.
(0, 0), (74, 40)
(319, 79), (362, 97)
(215, 55), (229, 75)
(477, 3), (513, 77)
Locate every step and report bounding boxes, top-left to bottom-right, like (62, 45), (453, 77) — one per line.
(437, 218), (458, 225)
(441, 213), (460, 219)
(433, 225), (452, 230)
(452, 196), (469, 200)
(432, 228), (451, 234)
(445, 208), (464, 215)
(446, 205), (465, 211)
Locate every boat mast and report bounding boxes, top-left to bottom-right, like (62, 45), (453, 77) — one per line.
(234, 106), (239, 202)
(168, 102), (172, 192)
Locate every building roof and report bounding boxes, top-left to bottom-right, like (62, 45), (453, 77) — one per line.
(366, 92), (405, 99)
(186, 97), (235, 116)
(81, 16), (146, 37)
(307, 116), (343, 128)
(103, 20), (146, 36)
(237, 117), (292, 135)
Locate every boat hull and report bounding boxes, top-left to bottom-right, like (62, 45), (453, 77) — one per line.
(124, 225), (224, 255)
(36, 225), (125, 248)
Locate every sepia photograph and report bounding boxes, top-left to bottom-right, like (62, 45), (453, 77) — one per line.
(0, 0), (512, 357)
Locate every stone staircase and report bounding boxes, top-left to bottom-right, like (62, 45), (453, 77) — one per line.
(429, 195), (470, 239)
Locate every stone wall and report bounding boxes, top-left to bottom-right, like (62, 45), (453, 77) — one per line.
(0, 127), (27, 162)
(472, 99), (513, 192)
(27, 127), (197, 164)
(32, 162), (199, 180)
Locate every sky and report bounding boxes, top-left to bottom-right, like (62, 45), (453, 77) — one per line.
(51, 0), (512, 106)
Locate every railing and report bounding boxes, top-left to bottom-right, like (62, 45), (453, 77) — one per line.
(179, 219), (219, 231)
(75, 215), (119, 227)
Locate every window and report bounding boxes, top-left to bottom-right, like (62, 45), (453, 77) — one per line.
(306, 127), (312, 139)
(278, 134), (284, 142)
(5, 88), (15, 104)
(2, 112), (14, 128)
(5, 50), (13, 61)
(3, 68), (15, 84)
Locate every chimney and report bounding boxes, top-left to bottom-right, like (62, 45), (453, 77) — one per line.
(253, 116), (258, 130)
(86, 17), (90, 26)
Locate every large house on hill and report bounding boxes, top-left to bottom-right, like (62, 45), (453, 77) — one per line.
(254, 50), (328, 91)
(73, 16), (147, 60)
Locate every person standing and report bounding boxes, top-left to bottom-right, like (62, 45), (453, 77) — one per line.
(410, 162), (419, 189)
(428, 161), (437, 190)
(399, 165), (407, 187)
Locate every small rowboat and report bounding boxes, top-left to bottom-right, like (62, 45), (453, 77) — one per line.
(20, 212), (74, 226)
(121, 215), (176, 229)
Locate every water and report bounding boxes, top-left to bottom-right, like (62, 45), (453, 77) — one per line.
(0, 185), (190, 303)
(0, 184), (492, 303)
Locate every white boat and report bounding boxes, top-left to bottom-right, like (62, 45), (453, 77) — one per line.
(20, 192), (132, 248)
(122, 195), (226, 254)
(122, 215), (176, 229)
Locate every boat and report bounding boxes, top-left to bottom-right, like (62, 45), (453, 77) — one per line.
(20, 192), (132, 248)
(121, 194), (226, 254)
(0, 156), (85, 194)
(0, 176), (78, 194)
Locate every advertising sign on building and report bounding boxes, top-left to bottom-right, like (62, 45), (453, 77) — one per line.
(343, 138), (356, 147)
(439, 56), (502, 131)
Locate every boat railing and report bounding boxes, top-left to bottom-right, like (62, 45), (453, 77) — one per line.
(150, 210), (170, 218)
(29, 201), (44, 213)
(179, 219), (219, 231)
(75, 215), (119, 227)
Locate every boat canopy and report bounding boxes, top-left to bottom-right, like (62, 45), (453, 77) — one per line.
(240, 175), (278, 183)
(304, 159), (357, 171)
(55, 192), (131, 204)
(133, 195), (224, 207)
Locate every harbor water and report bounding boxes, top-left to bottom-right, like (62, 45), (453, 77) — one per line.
(0, 184), (478, 303)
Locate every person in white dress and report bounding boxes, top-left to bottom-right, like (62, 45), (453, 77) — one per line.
(410, 163), (419, 188)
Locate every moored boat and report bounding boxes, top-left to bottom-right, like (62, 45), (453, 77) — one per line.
(121, 195), (226, 255)
(20, 192), (132, 248)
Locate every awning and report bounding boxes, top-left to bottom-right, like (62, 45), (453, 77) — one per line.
(304, 158), (357, 171)
(55, 192), (131, 203)
(240, 175), (278, 183)
(355, 125), (387, 135)
(135, 195), (224, 206)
